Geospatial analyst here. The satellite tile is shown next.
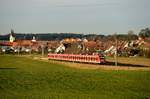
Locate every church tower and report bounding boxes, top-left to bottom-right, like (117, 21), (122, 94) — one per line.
(32, 36), (36, 42)
(9, 29), (15, 42)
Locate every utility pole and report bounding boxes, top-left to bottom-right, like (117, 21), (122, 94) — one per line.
(18, 42), (21, 55)
(30, 44), (32, 55)
(114, 33), (118, 66)
(18, 46), (20, 55)
(41, 45), (44, 57)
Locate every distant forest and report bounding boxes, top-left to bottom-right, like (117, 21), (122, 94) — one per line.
(0, 33), (138, 41)
(0, 28), (149, 41)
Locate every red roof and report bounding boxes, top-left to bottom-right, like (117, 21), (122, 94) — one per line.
(0, 42), (13, 46)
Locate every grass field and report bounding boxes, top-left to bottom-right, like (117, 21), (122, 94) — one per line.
(106, 56), (150, 67)
(0, 55), (150, 99)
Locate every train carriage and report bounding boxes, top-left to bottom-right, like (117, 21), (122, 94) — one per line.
(48, 53), (105, 64)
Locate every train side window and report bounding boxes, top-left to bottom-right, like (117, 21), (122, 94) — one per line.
(85, 57), (87, 61)
(92, 58), (93, 61)
(82, 57), (83, 60)
(73, 56), (75, 60)
(86, 57), (88, 61)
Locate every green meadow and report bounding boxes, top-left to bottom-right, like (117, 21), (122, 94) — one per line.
(0, 55), (150, 99)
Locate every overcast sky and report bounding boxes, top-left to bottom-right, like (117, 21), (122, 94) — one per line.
(0, 0), (150, 34)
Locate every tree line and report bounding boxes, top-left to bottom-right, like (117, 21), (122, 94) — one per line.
(0, 28), (149, 41)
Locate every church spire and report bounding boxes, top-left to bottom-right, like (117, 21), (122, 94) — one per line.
(9, 29), (15, 42)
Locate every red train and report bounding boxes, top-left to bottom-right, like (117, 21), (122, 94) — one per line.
(48, 53), (105, 64)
